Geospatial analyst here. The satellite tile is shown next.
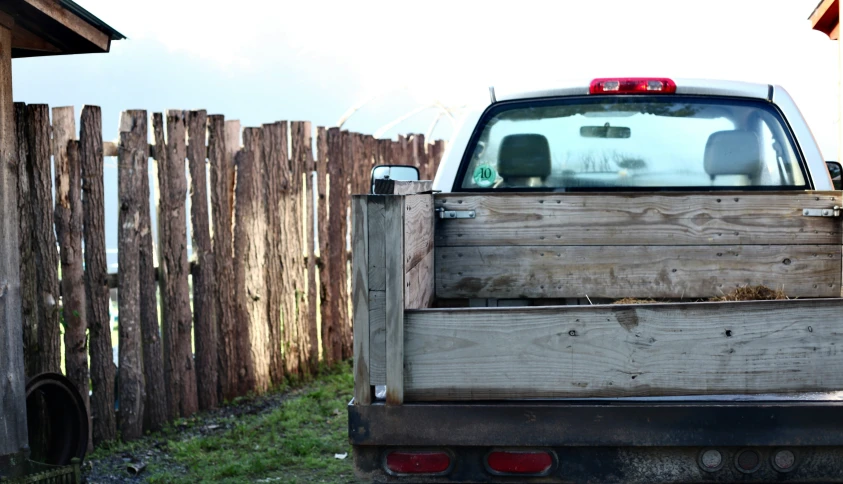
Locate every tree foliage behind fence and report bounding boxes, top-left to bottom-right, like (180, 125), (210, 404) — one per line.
(13, 103), (445, 444)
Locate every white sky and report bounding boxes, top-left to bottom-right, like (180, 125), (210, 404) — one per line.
(9, 0), (841, 263)
(11, 0), (841, 156)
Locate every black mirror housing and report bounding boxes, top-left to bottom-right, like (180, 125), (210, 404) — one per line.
(371, 165), (420, 194)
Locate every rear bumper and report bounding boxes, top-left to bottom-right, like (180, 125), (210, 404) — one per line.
(349, 400), (843, 482)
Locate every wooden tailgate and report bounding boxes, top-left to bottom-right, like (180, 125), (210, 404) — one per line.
(434, 192), (843, 299)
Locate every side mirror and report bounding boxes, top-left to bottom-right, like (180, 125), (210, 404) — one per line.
(827, 161), (842, 190)
(371, 165), (420, 194)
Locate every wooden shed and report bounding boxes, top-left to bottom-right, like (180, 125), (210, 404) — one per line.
(811, 0), (839, 39)
(0, 0), (121, 477)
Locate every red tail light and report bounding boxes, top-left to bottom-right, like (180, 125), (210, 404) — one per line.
(590, 77), (676, 94)
(385, 451), (451, 474)
(487, 450), (554, 475)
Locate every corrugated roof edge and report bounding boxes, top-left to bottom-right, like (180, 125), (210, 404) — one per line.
(60, 0), (125, 40)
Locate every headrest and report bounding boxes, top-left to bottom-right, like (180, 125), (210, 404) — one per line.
(497, 134), (552, 179)
(704, 130), (762, 177)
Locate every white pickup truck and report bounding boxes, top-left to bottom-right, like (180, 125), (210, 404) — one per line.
(351, 77), (843, 483)
(432, 78), (835, 193)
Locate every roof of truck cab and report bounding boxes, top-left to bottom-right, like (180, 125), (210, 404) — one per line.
(490, 78), (771, 104)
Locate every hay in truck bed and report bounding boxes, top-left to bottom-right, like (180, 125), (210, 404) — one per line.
(349, 185), (843, 483)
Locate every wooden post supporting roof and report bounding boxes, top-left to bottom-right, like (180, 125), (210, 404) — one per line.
(0, 17), (29, 478)
(808, 0), (843, 180)
(0, 1), (120, 477)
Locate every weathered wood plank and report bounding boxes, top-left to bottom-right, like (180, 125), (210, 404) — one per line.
(80, 105), (116, 444)
(26, 104), (60, 374)
(406, 249), (435, 309)
(0, 26), (27, 461)
(117, 110), (145, 440)
(367, 197), (386, 291)
(234, 128), (270, 393)
(436, 244), (842, 299)
(368, 290), (386, 385)
(384, 196), (405, 405)
(14, 103), (37, 378)
(137, 110), (167, 432)
(262, 121), (285, 384)
(404, 194), (434, 272)
(352, 196), (371, 404)
(187, 110), (218, 410)
(434, 193), (843, 247)
(404, 299), (843, 400)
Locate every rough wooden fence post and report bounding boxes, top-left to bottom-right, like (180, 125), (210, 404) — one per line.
(187, 110), (219, 410)
(138, 111), (167, 431)
(316, 127), (338, 365)
(64, 140), (94, 448)
(80, 105), (117, 444)
(326, 129), (346, 364)
(14, 102), (37, 377)
(233, 128), (269, 393)
(154, 111), (198, 418)
(117, 110), (146, 440)
(340, 131), (354, 359)
(275, 121), (298, 377)
(261, 121), (285, 384)
(210, 117), (238, 401)
(152, 113), (176, 418)
(292, 121), (318, 373)
(226, 121), (247, 395)
(0, 28), (28, 467)
(25, 104), (60, 374)
(282, 121), (303, 376)
(53, 108), (91, 449)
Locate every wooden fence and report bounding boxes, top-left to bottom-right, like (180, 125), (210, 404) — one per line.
(12, 103), (445, 444)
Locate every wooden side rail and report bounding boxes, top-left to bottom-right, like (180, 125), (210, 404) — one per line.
(403, 298), (843, 400)
(353, 189), (436, 405)
(434, 191), (843, 300)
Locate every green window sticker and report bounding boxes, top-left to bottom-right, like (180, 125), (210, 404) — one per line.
(473, 164), (496, 188)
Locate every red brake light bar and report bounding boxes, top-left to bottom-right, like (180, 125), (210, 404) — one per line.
(487, 451), (554, 475)
(385, 451), (451, 474)
(590, 77), (676, 94)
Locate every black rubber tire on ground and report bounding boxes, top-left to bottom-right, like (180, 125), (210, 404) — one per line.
(26, 372), (89, 465)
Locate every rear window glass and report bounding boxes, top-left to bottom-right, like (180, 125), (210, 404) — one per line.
(458, 96), (806, 191)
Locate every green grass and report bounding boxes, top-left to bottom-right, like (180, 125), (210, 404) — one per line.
(139, 365), (357, 484)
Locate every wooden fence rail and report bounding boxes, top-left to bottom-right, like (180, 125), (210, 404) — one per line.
(12, 103), (445, 444)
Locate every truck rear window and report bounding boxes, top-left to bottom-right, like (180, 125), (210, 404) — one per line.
(457, 96), (807, 191)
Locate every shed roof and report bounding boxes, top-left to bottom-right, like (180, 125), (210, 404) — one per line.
(2, 0), (124, 58)
(809, 0), (838, 40)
